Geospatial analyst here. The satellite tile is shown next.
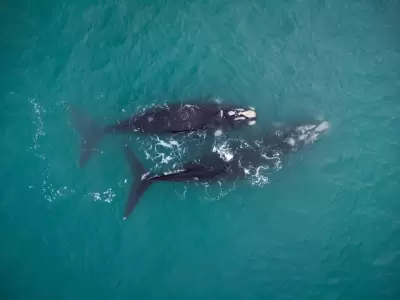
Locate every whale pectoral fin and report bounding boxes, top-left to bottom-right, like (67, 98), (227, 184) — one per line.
(124, 144), (146, 177)
(124, 179), (152, 220)
(122, 144), (153, 220)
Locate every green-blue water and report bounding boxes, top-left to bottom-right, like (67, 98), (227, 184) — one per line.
(1, 0), (400, 299)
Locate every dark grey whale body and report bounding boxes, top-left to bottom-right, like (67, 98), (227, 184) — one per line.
(122, 120), (330, 219)
(71, 99), (256, 167)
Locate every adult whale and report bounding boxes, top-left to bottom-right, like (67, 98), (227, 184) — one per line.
(70, 99), (257, 167)
(121, 120), (330, 219)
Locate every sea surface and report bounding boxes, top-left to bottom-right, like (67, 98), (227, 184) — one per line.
(1, 0), (400, 299)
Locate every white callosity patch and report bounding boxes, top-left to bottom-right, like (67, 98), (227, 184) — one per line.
(214, 129), (223, 136)
(227, 108), (256, 121)
(238, 110), (256, 119)
(316, 121), (330, 132)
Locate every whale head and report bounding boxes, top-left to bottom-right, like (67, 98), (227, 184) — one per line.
(263, 120), (330, 154)
(224, 107), (257, 127)
(283, 121), (330, 151)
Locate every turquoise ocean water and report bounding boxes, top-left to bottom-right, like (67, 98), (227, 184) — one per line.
(1, 0), (400, 299)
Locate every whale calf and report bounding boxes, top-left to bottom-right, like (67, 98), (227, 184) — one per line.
(70, 99), (257, 167)
(121, 120), (330, 219)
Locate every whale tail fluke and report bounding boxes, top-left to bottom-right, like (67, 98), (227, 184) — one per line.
(123, 144), (153, 220)
(70, 106), (104, 168)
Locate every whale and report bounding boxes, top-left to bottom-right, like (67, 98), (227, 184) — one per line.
(70, 99), (257, 168)
(121, 120), (330, 219)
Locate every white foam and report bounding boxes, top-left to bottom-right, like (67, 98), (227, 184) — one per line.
(89, 188), (116, 203)
(154, 153), (173, 164)
(169, 140), (180, 147)
(155, 137), (174, 149)
(286, 137), (296, 146)
(250, 166), (269, 186)
(154, 137), (182, 150)
(224, 152), (234, 161)
(212, 141), (234, 162)
(29, 98), (46, 153)
(214, 129), (223, 136)
(203, 179), (237, 202)
(158, 139), (173, 148)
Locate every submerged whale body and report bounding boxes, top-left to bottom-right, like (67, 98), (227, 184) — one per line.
(70, 99), (257, 167)
(122, 120), (330, 219)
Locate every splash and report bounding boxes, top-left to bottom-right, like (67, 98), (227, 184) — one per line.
(249, 166), (270, 187)
(212, 140), (234, 162)
(153, 152), (173, 164)
(28, 98), (77, 202)
(29, 98), (46, 157)
(146, 136), (187, 166)
(29, 182), (75, 203)
(174, 185), (188, 200)
(88, 188), (116, 203)
(154, 136), (181, 149)
(203, 179), (237, 202)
